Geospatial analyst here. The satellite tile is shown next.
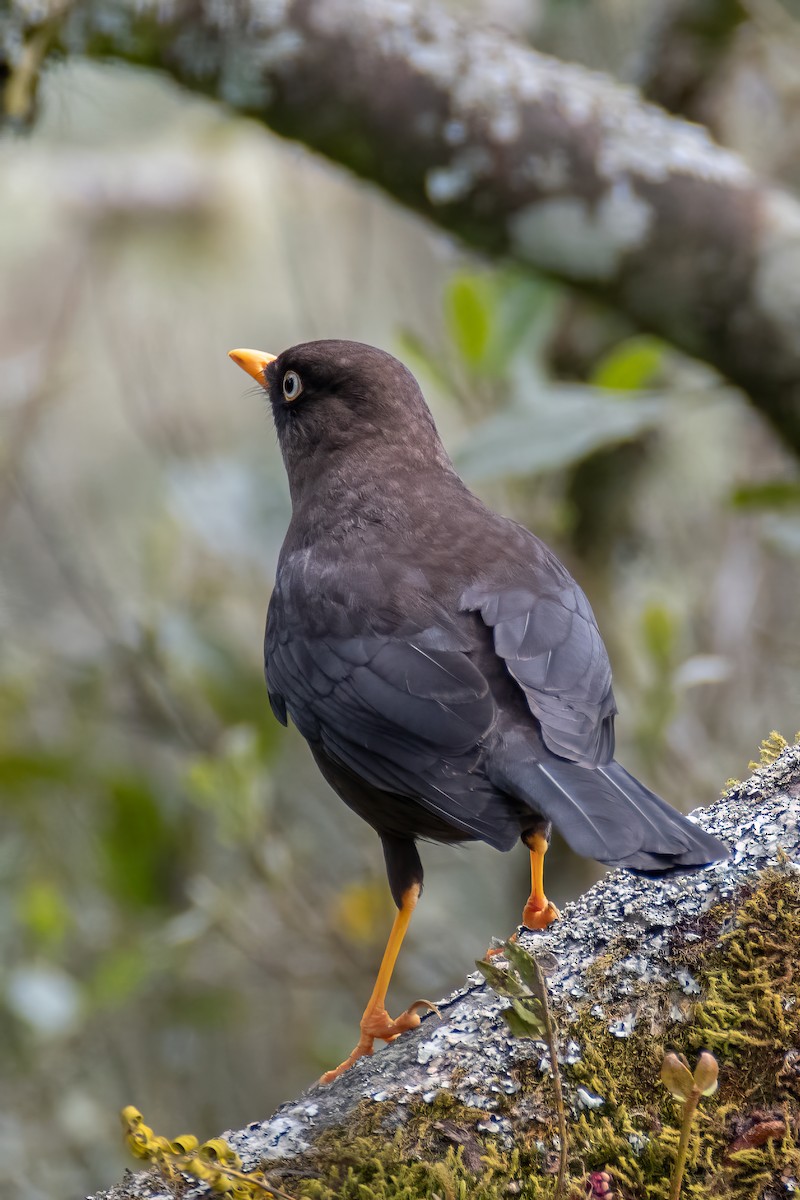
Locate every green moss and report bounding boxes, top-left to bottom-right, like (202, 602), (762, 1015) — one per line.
(565, 865), (800, 1197)
(267, 868), (799, 1199)
(281, 1096), (565, 1200)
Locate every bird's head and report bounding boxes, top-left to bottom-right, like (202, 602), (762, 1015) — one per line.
(228, 339), (452, 505)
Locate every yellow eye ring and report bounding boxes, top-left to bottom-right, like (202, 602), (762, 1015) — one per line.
(283, 370), (303, 402)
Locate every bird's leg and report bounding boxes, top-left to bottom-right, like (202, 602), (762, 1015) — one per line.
(484, 829), (561, 957)
(319, 883), (438, 1084)
(521, 830), (560, 930)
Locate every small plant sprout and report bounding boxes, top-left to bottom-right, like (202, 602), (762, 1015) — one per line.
(660, 1050), (719, 1200)
(477, 940), (568, 1198)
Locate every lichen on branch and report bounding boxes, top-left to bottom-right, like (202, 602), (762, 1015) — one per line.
(5, 0), (800, 455)
(94, 743), (800, 1199)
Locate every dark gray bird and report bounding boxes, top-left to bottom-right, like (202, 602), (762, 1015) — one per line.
(228, 339), (728, 1084)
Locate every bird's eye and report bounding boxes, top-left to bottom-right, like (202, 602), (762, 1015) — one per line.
(282, 370), (303, 402)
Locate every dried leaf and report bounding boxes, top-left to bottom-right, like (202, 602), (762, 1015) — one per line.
(660, 1052), (695, 1102)
(692, 1050), (719, 1096)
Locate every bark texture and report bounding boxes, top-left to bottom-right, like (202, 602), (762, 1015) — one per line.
(3, 0), (800, 454)
(95, 743), (800, 1198)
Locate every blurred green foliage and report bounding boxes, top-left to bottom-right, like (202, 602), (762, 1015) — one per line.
(408, 268), (667, 485)
(3, 8), (800, 1199)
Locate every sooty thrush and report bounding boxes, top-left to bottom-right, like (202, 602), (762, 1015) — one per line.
(228, 339), (729, 1084)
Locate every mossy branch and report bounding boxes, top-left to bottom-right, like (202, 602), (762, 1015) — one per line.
(93, 741), (800, 1200)
(477, 941), (568, 1196)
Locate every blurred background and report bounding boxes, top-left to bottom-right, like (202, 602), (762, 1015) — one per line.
(3, 1), (800, 1196)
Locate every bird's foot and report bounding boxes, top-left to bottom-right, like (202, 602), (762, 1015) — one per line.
(364, 998), (440, 1043)
(319, 999), (439, 1085)
(521, 898), (560, 931)
(318, 1032), (375, 1085)
(484, 893), (560, 958)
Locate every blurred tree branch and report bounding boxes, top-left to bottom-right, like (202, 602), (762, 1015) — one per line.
(637, 0), (747, 118)
(4, 0), (800, 453)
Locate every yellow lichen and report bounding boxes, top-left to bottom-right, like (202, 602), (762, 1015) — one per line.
(748, 730), (789, 771)
(120, 1106), (287, 1198)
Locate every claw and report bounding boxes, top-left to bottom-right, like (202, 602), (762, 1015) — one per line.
(522, 899), (560, 932)
(319, 999), (440, 1084)
(409, 998), (440, 1018)
(363, 998), (439, 1042)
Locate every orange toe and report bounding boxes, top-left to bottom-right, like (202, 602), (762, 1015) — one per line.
(362, 999), (439, 1042)
(522, 899), (560, 931)
(319, 1000), (439, 1085)
(319, 1034), (375, 1084)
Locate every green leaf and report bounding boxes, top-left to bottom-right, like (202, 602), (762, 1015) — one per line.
(445, 274), (492, 369)
(482, 272), (556, 373)
(730, 481), (800, 510)
(475, 957), (510, 990)
(101, 774), (182, 911)
(0, 750), (78, 792)
(641, 603), (677, 672)
(17, 879), (71, 949)
(591, 336), (666, 390)
(510, 995), (546, 1033)
(475, 957), (525, 997)
(503, 1004), (545, 1040)
(503, 940), (546, 1001)
(455, 386), (662, 483)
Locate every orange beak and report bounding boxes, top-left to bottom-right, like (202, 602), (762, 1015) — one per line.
(228, 348), (277, 385)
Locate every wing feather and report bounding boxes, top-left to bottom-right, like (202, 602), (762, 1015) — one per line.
(265, 582), (518, 849)
(462, 539), (617, 766)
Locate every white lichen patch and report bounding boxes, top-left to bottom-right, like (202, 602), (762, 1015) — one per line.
(307, 0), (754, 200)
(425, 147), (493, 205)
(609, 1012), (637, 1038)
(576, 1086), (605, 1111)
(508, 180), (652, 281)
(515, 149), (572, 193)
(675, 969), (701, 996)
(226, 1112), (311, 1167)
(596, 100), (752, 187)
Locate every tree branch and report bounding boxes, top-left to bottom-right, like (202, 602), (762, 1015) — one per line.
(637, 0), (746, 118)
(4, 0), (800, 455)
(94, 743), (800, 1198)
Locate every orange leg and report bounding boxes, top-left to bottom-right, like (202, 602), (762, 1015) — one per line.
(486, 832), (561, 957)
(521, 832), (560, 931)
(319, 883), (438, 1085)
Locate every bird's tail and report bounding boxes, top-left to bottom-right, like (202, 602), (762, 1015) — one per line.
(492, 750), (728, 876)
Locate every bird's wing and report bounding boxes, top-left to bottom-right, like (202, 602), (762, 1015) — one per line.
(461, 532), (617, 767)
(265, 572), (517, 849)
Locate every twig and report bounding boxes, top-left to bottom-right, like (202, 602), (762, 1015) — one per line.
(478, 940), (569, 1196)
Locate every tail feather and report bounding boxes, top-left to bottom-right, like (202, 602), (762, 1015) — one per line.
(492, 751), (729, 876)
